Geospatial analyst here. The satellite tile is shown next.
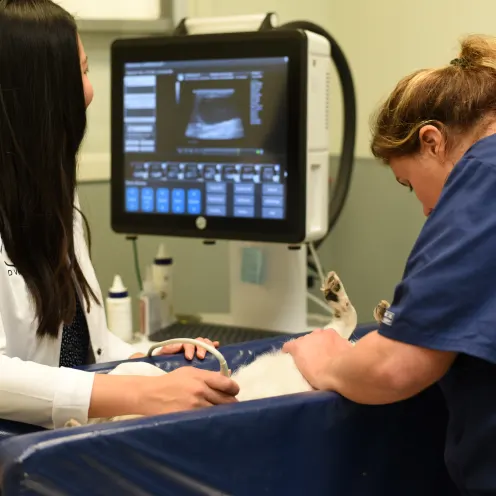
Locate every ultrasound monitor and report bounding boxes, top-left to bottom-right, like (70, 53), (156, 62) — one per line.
(111, 30), (330, 245)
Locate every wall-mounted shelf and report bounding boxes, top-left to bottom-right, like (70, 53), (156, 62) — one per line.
(76, 18), (172, 34)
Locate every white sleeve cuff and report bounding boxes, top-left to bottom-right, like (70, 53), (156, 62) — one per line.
(52, 367), (95, 429)
(104, 330), (138, 362)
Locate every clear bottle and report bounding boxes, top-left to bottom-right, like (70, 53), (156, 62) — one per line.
(106, 275), (133, 343)
(152, 243), (175, 328)
(139, 266), (162, 337)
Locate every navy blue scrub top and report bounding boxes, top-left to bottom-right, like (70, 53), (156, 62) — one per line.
(378, 133), (496, 496)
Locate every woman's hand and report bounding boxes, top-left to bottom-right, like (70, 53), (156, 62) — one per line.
(129, 337), (220, 361)
(156, 337), (220, 360)
(133, 367), (239, 415)
(90, 366), (240, 420)
(283, 329), (353, 390)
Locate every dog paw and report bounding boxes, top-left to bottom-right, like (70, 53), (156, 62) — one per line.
(65, 419), (82, 428)
(321, 271), (342, 299)
(373, 300), (390, 323)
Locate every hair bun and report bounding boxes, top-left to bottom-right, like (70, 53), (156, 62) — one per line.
(450, 57), (469, 69)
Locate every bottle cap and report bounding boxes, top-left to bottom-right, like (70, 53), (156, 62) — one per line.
(108, 275), (129, 298)
(154, 243), (173, 266)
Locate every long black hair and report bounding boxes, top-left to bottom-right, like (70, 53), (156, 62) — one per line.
(0, 0), (98, 338)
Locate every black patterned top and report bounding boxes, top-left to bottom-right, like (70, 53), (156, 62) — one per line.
(59, 291), (91, 368)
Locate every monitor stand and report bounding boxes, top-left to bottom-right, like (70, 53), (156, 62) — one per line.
(228, 241), (307, 334)
(147, 241), (309, 345)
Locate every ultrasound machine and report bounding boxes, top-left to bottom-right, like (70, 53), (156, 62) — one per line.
(110, 12), (356, 344)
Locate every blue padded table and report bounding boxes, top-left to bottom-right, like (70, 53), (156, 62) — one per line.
(0, 323), (458, 495)
(0, 420), (42, 443)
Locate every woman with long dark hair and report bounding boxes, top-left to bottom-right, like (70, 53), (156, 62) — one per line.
(0, 0), (239, 428)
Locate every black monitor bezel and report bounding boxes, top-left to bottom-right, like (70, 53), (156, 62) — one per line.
(111, 30), (308, 243)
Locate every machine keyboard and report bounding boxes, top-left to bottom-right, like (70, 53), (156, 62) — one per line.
(149, 322), (288, 345)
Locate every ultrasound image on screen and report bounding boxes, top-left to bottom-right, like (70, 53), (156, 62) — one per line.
(124, 58), (287, 160)
(185, 88), (245, 140)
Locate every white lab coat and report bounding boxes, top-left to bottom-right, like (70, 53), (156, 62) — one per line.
(0, 195), (136, 429)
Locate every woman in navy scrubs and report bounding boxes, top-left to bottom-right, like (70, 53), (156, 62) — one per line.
(285, 34), (496, 495)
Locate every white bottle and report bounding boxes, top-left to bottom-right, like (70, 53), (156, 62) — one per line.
(152, 243), (174, 328)
(106, 275), (133, 343)
(139, 266), (162, 337)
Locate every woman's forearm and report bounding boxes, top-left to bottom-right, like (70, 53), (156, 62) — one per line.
(321, 331), (457, 405)
(89, 374), (141, 419)
(322, 332), (429, 405)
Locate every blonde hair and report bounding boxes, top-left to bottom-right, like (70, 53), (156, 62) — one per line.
(371, 35), (496, 163)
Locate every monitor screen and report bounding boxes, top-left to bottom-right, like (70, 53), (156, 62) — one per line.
(122, 57), (289, 221)
(111, 31), (308, 243)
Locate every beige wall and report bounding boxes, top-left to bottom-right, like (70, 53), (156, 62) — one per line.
(328, 0), (496, 157)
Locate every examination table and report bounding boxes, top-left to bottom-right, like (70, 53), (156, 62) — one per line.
(0, 323), (458, 495)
